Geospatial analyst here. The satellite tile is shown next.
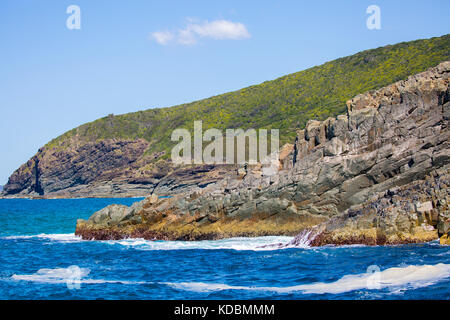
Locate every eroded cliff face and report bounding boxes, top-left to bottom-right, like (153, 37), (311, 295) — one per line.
(2, 136), (238, 198)
(76, 62), (450, 243)
(4, 139), (150, 197)
(288, 167), (449, 246)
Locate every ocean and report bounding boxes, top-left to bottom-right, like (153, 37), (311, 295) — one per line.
(0, 198), (449, 300)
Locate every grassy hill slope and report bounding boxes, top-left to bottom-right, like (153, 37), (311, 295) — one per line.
(47, 34), (450, 157)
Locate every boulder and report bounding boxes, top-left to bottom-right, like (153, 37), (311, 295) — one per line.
(88, 204), (130, 227)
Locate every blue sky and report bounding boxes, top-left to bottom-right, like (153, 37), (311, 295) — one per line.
(0, 0), (449, 185)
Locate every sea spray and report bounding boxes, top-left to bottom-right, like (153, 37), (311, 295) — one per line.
(279, 225), (326, 248)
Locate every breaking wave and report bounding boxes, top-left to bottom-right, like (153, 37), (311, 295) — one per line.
(10, 263), (450, 296)
(166, 263), (450, 294)
(105, 236), (295, 251)
(2, 233), (295, 251)
(11, 267), (145, 285)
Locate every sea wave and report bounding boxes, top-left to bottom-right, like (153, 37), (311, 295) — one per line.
(11, 267), (145, 285)
(166, 263), (450, 294)
(2, 233), (295, 251)
(10, 264), (450, 295)
(104, 236), (295, 251)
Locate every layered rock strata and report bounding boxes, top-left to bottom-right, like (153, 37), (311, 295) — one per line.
(2, 136), (238, 198)
(75, 62), (450, 243)
(288, 166), (449, 246)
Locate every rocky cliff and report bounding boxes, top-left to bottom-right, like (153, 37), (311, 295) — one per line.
(3, 35), (449, 199)
(2, 135), (238, 198)
(76, 62), (450, 245)
(288, 167), (449, 247)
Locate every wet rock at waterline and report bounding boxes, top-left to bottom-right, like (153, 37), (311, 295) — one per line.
(77, 62), (450, 245)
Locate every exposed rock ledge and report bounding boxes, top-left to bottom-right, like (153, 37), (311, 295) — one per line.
(288, 167), (449, 246)
(76, 62), (450, 245)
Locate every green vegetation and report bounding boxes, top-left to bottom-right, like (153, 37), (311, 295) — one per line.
(47, 34), (450, 157)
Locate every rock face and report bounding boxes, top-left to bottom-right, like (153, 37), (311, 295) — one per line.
(76, 62), (450, 244)
(3, 139), (150, 197)
(2, 136), (238, 198)
(288, 167), (449, 246)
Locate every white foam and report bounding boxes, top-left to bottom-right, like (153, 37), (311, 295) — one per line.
(166, 263), (450, 295)
(12, 267), (90, 284)
(105, 236), (294, 251)
(11, 263), (450, 294)
(11, 267), (145, 285)
(2, 233), (82, 242)
(2, 234), (294, 250)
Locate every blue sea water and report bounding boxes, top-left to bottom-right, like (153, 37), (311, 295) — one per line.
(0, 198), (449, 300)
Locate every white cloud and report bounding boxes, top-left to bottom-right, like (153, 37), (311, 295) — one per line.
(188, 20), (250, 40)
(178, 27), (197, 45)
(152, 31), (174, 45)
(151, 19), (251, 46)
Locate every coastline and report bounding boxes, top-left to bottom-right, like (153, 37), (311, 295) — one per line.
(75, 63), (450, 247)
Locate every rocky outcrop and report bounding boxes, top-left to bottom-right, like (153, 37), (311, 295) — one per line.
(3, 139), (150, 197)
(1, 136), (238, 198)
(288, 166), (449, 246)
(76, 62), (450, 243)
